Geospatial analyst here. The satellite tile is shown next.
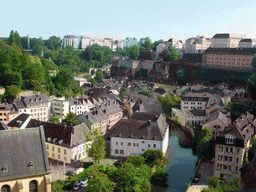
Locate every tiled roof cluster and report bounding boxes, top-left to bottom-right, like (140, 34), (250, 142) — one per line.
(203, 47), (256, 55)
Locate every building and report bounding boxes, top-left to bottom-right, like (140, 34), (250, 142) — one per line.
(12, 94), (51, 122)
(0, 102), (12, 123)
(202, 47), (256, 70)
(51, 98), (69, 121)
(108, 112), (169, 157)
(211, 33), (246, 48)
(63, 35), (123, 51)
(156, 38), (184, 54)
(69, 98), (92, 115)
(74, 77), (90, 88)
(184, 36), (211, 54)
(123, 37), (138, 49)
(0, 127), (51, 192)
(213, 112), (256, 180)
(238, 38), (256, 48)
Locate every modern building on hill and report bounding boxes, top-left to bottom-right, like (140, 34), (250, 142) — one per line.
(211, 33), (246, 48)
(51, 98), (69, 121)
(0, 127), (51, 192)
(123, 37), (138, 49)
(202, 47), (256, 70)
(62, 35), (123, 51)
(108, 112), (169, 157)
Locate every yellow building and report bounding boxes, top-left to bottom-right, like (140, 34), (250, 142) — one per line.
(213, 112), (256, 180)
(0, 128), (51, 192)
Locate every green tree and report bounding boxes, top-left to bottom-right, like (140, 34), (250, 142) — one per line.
(251, 54), (256, 69)
(169, 49), (180, 61)
(62, 113), (79, 126)
(143, 149), (169, 168)
(152, 39), (164, 52)
(49, 117), (60, 123)
(157, 91), (181, 116)
(127, 45), (140, 60)
(151, 166), (168, 187)
(126, 155), (145, 168)
(140, 37), (153, 51)
(139, 88), (151, 96)
(8, 30), (15, 45)
(247, 74), (256, 100)
(95, 69), (104, 82)
(5, 84), (21, 98)
(208, 176), (220, 189)
(87, 134), (106, 163)
(118, 90), (126, 98)
(86, 163), (114, 192)
(45, 36), (61, 50)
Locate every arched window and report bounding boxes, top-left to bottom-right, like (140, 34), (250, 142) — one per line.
(29, 180), (37, 192)
(225, 134), (236, 144)
(1, 185), (10, 192)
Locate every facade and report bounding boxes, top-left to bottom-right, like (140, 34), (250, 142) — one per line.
(238, 38), (256, 48)
(184, 36), (211, 54)
(0, 103), (12, 123)
(156, 38), (184, 54)
(69, 98), (91, 115)
(12, 94), (51, 122)
(51, 98), (69, 121)
(211, 33), (246, 48)
(63, 35), (123, 51)
(108, 113), (169, 157)
(202, 47), (256, 70)
(0, 127), (51, 192)
(123, 37), (138, 49)
(213, 112), (256, 180)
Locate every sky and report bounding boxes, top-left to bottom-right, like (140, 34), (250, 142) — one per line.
(1, 0), (256, 42)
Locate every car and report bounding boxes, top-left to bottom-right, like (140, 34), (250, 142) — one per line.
(73, 183), (81, 190)
(66, 170), (75, 176)
(193, 173), (201, 183)
(80, 178), (88, 185)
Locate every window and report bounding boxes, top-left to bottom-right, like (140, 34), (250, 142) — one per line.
(142, 141), (145, 143)
(229, 157), (232, 162)
(58, 148), (60, 153)
(1, 185), (10, 192)
(225, 134), (235, 144)
(52, 153), (55, 158)
(128, 143), (131, 146)
(236, 158), (239, 163)
(226, 147), (229, 153)
(230, 147), (233, 153)
(120, 150), (124, 155)
(224, 156), (228, 161)
(116, 142), (118, 145)
(58, 154), (61, 159)
(148, 144), (150, 148)
(115, 149), (119, 154)
(133, 143), (136, 147)
(228, 165), (232, 171)
(121, 142), (123, 146)
(52, 146), (55, 151)
(64, 156), (67, 161)
(142, 149), (145, 152)
(236, 166), (238, 172)
(29, 180), (38, 192)
(64, 149), (67, 155)
(237, 148), (240, 154)
(137, 143), (139, 147)
(47, 145), (49, 150)
(223, 165), (227, 170)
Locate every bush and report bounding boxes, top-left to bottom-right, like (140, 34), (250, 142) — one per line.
(151, 166), (168, 187)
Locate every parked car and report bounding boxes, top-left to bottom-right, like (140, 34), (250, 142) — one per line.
(193, 173), (201, 183)
(73, 183), (81, 190)
(80, 178), (88, 185)
(66, 170), (75, 176)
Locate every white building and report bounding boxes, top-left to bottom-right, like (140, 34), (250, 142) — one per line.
(123, 37), (138, 49)
(156, 38), (184, 54)
(211, 33), (247, 48)
(184, 36), (211, 54)
(108, 113), (169, 157)
(238, 38), (256, 48)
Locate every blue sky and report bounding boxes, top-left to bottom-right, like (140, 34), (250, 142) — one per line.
(1, 0), (256, 42)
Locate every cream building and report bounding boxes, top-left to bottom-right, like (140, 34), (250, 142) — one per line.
(51, 98), (69, 121)
(156, 38), (184, 54)
(0, 127), (51, 192)
(108, 113), (169, 157)
(238, 38), (256, 48)
(184, 36), (211, 54)
(211, 33), (246, 48)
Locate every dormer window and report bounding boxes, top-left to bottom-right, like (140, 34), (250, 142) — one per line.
(28, 161), (34, 168)
(225, 134), (235, 144)
(1, 165), (7, 172)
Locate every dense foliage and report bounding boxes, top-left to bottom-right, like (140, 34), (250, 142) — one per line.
(157, 91), (181, 116)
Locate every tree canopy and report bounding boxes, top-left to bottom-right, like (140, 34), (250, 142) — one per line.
(62, 113), (79, 126)
(157, 91), (181, 116)
(87, 133), (106, 163)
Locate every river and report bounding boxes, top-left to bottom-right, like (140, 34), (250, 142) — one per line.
(166, 136), (198, 192)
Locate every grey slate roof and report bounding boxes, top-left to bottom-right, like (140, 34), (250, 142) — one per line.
(203, 47), (256, 55)
(212, 33), (230, 39)
(7, 113), (31, 128)
(0, 127), (50, 181)
(206, 95), (224, 108)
